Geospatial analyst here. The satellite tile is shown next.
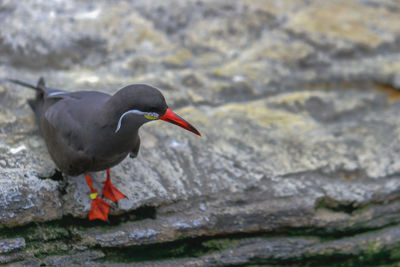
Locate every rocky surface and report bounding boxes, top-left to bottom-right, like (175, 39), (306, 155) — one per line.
(1, 0), (400, 265)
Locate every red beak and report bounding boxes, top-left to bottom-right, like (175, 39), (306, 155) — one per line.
(159, 108), (201, 136)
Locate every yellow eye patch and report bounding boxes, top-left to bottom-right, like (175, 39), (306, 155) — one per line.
(144, 114), (158, 120)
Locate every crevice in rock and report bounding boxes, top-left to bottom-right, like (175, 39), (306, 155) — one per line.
(49, 169), (63, 181)
(0, 205), (158, 262)
(282, 167), (400, 214)
(36, 169), (63, 182)
(375, 81), (400, 96)
(281, 167), (368, 182)
(95, 224), (400, 264)
(315, 197), (359, 214)
(97, 232), (278, 263)
(249, 245), (400, 267)
(61, 205), (157, 228)
(36, 169), (68, 196)
(0, 205), (157, 239)
(2, 212), (400, 264)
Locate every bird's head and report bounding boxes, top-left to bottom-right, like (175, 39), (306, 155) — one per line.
(110, 84), (201, 136)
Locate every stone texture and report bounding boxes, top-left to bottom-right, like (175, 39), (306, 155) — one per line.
(0, 238), (25, 254)
(112, 225), (400, 266)
(0, 0), (400, 265)
(0, 238), (26, 265)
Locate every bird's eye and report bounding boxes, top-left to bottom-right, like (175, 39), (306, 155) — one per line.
(144, 112), (159, 120)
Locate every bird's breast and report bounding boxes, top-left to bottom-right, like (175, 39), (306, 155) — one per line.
(89, 152), (128, 172)
(84, 127), (139, 170)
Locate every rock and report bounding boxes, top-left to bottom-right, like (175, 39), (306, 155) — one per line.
(40, 251), (105, 267)
(0, 238), (25, 254)
(0, 237), (26, 265)
(111, 225), (400, 266)
(0, 0), (400, 265)
(0, 251), (29, 266)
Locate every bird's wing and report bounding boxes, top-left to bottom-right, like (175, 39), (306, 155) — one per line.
(43, 91), (110, 146)
(129, 137), (140, 158)
(43, 97), (87, 147)
(41, 94), (100, 175)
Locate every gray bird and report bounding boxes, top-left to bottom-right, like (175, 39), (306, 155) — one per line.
(6, 78), (201, 221)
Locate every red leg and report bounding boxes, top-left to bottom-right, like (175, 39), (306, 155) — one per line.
(102, 169), (126, 203)
(85, 174), (110, 221)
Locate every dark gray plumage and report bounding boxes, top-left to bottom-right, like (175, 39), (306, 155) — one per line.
(11, 78), (170, 176)
(5, 77), (201, 221)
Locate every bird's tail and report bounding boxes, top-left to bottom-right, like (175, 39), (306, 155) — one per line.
(1, 77), (46, 110)
(1, 77), (47, 133)
(2, 77), (46, 92)
(1, 78), (46, 126)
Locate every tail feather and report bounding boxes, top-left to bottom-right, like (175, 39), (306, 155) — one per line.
(4, 78), (42, 91)
(4, 77), (65, 97)
(27, 99), (35, 109)
(37, 77), (45, 89)
(1, 77), (48, 133)
(2, 78), (45, 127)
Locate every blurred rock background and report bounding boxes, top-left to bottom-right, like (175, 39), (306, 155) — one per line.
(1, 0), (400, 265)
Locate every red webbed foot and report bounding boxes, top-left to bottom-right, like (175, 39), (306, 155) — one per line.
(88, 192), (111, 221)
(85, 174), (111, 221)
(102, 169), (126, 203)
